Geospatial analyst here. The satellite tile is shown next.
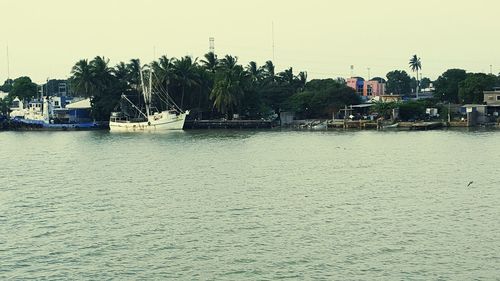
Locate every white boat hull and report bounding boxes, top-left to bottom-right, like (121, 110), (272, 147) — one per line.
(109, 112), (188, 132)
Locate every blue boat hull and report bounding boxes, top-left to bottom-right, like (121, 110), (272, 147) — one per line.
(11, 117), (103, 130)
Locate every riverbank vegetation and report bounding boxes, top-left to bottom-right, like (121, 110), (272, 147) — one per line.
(67, 54), (360, 121)
(2, 53), (500, 122)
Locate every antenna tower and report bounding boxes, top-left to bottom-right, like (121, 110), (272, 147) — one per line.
(272, 22), (275, 61)
(209, 37), (215, 53)
(6, 44), (10, 79)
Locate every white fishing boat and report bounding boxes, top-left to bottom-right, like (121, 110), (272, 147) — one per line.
(109, 66), (189, 132)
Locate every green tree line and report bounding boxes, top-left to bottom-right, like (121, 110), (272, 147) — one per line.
(67, 53), (359, 120)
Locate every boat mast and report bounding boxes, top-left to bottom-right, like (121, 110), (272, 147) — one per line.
(139, 67), (150, 119)
(149, 64), (153, 114)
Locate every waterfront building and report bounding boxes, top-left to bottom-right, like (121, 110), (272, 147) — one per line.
(483, 88), (500, 105)
(346, 77), (365, 95)
(363, 77), (386, 97)
(347, 77), (386, 97)
(371, 95), (402, 103)
(42, 79), (73, 97)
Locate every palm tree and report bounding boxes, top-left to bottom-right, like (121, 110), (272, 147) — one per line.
(219, 55), (238, 71)
(152, 55), (176, 90)
(113, 62), (129, 81)
(246, 61), (262, 83)
(210, 70), (244, 117)
(127, 59), (142, 91)
(263, 60), (276, 82)
(409, 55), (422, 97)
(70, 59), (94, 97)
(173, 56), (199, 109)
(91, 56), (112, 84)
(70, 56), (112, 98)
(200, 52), (219, 73)
(278, 67), (294, 85)
(295, 71), (308, 92)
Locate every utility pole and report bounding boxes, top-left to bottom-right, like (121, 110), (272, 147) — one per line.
(6, 43), (10, 79)
(272, 21), (275, 62)
(490, 64), (493, 75)
(367, 67), (371, 80)
(448, 102), (451, 123)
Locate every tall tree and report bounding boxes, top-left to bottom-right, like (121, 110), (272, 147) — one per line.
(152, 55), (176, 93)
(9, 77), (37, 101)
(127, 59), (142, 91)
(70, 59), (94, 97)
(70, 56), (122, 120)
(409, 55), (422, 95)
(246, 61), (263, 83)
(219, 55), (238, 71)
(263, 60), (276, 82)
(420, 77), (432, 89)
(278, 67), (294, 85)
(113, 62), (129, 82)
(434, 69), (467, 103)
(200, 52), (219, 73)
(0, 79), (14, 93)
(386, 70), (412, 95)
(173, 56), (199, 109)
(296, 71), (308, 91)
(210, 70), (245, 118)
(458, 73), (497, 104)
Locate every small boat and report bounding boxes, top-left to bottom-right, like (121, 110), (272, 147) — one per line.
(311, 121), (327, 130)
(383, 123), (399, 129)
(109, 66), (189, 132)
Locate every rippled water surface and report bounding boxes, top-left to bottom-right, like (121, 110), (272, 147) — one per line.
(1, 129), (499, 280)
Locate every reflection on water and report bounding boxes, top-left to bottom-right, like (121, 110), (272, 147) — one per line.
(1, 130), (499, 280)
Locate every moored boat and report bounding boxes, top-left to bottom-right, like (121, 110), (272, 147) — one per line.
(9, 96), (100, 130)
(109, 65), (189, 132)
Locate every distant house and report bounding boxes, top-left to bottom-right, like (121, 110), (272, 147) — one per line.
(346, 77), (365, 95)
(461, 104), (500, 126)
(371, 95), (402, 103)
(363, 78), (386, 97)
(347, 77), (386, 97)
(42, 79), (72, 97)
(483, 88), (500, 105)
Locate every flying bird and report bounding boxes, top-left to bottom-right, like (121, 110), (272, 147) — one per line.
(467, 181), (474, 187)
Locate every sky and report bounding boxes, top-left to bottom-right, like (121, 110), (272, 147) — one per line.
(1, 0), (499, 84)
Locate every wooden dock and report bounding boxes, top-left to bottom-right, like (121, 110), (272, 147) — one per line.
(184, 120), (273, 129)
(328, 120), (380, 129)
(409, 122), (444, 130)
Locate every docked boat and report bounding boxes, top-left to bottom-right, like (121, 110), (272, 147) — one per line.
(109, 66), (189, 132)
(10, 96), (100, 130)
(383, 123), (399, 129)
(311, 121), (328, 130)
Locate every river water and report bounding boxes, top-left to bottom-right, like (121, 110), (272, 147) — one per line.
(0, 129), (499, 280)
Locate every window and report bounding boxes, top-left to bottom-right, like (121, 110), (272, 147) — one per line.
(496, 95), (500, 101)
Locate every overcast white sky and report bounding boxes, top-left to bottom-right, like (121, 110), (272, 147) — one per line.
(1, 0), (499, 83)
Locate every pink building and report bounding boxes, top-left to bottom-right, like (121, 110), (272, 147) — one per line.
(347, 77), (386, 97)
(363, 78), (386, 97)
(346, 77), (365, 95)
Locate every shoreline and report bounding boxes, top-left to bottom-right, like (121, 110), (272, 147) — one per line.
(2, 119), (500, 132)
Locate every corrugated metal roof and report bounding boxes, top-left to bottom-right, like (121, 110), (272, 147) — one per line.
(66, 98), (91, 109)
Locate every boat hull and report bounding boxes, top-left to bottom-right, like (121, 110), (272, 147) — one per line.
(109, 113), (188, 132)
